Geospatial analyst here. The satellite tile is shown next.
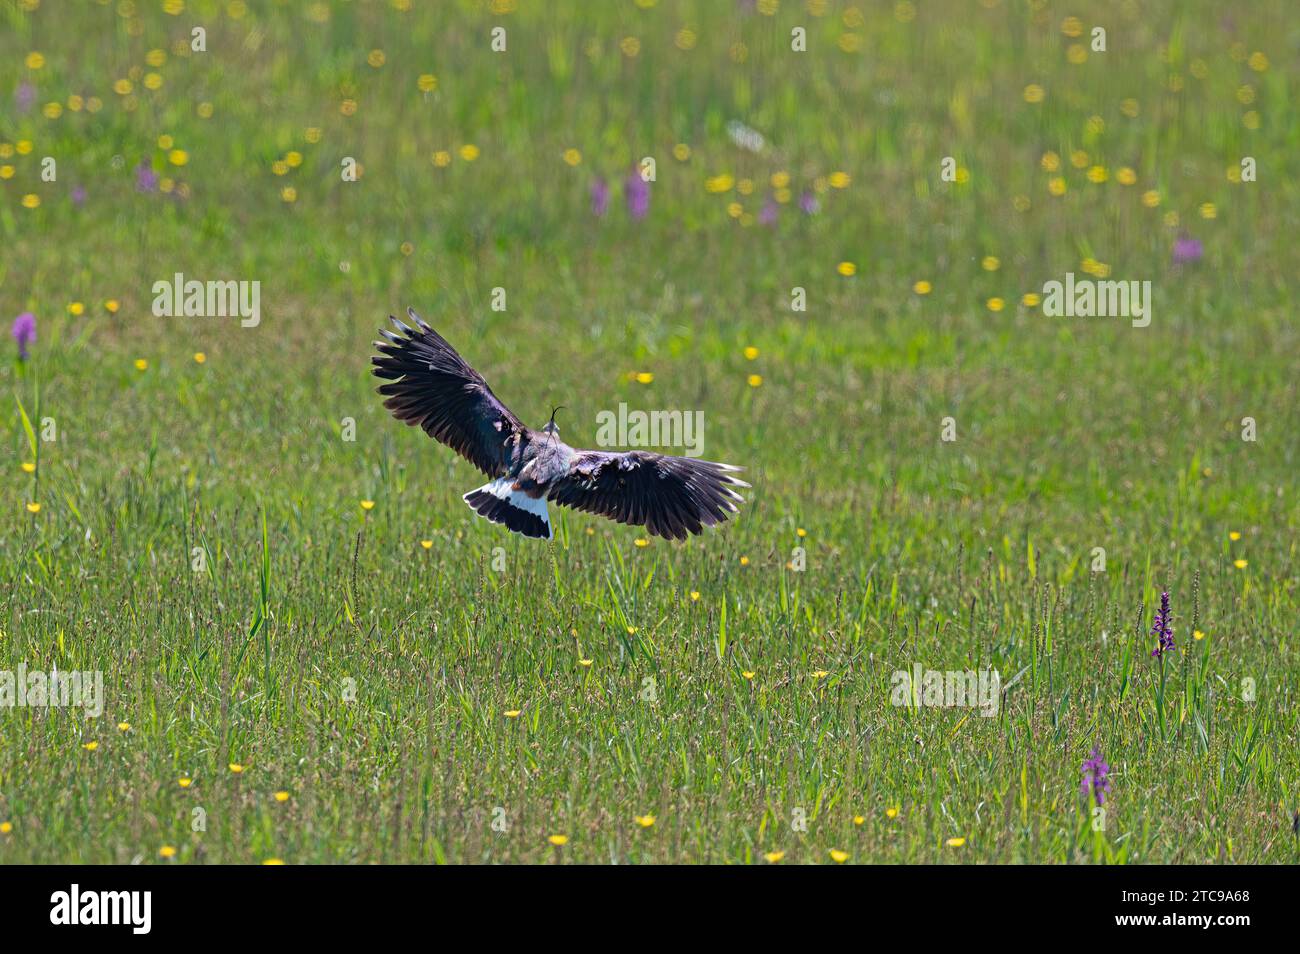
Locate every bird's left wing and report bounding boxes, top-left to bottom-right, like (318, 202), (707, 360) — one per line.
(372, 309), (525, 478)
(547, 449), (748, 540)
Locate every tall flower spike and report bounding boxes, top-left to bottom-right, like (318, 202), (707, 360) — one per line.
(1150, 591), (1175, 659)
(1080, 746), (1112, 805)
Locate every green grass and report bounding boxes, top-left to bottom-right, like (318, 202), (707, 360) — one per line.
(1, 0), (1297, 863)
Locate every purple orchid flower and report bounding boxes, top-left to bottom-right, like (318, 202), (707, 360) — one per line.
(799, 190), (819, 215)
(1150, 591), (1175, 659)
(1080, 746), (1112, 805)
(624, 169), (649, 220)
(135, 161), (159, 193)
(12, 312), (36, 360)
(1172, 235), (1203, 265)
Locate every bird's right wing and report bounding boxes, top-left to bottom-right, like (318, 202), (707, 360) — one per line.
(372, 309), (525, 478)
(547, 449), (747, 540)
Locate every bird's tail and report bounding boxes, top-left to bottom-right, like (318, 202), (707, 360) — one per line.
(463, 478), (553, 540)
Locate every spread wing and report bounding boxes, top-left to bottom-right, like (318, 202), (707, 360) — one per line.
(547, 450), (748, 540)
(371, 309), (524, 477)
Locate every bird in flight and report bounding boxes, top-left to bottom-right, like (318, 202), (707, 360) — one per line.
(372, 309), (748, 540)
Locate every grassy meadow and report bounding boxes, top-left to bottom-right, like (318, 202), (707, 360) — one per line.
(1, 0), (1298, 864)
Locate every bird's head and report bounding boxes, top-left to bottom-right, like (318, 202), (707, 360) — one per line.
(542, 405), (565, 437)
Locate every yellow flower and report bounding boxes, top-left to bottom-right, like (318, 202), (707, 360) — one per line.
(634, 815), (656, 828)
(134, 358), (148, 371)
(117, 722), (131, 732)
(1023, 84), (1045, 103)
(1141, 190), (1160, 208)
(853, 815), (865, 825)
(193, 352), (206, 364)
(105, 299), (120, 313)
(43, 102), (63, 119)
(420, 539), (433, 549)
(913, 280), (932, 295)
(1021, 293), (1041, 307)
(263, 858), (285, 865)
(83, 741), (98, 751)
(1247, 51), (1268, 72)
(634, 538), (648, 548)
(159, 845), (177, 858)
(981, 256), (1000, 272)
(229, 763), (244, 773)
(21, 194), (40, 209)
(1233, 559), (1248, 569)
(1116, 167), (1137, 186)
(340, 99), (358, 116)
(178, 777), (193, 788)
(986, 298), (1005, 312)
(68, 301), (85, 316)
(26, 51), (46, 69)
(1199, 202), (1217, 220)
(281, 186), (297, 203)
(147, 48), (168, 67)
(705, 174), (734, 193)
(1047, 177), (1066, 197)
(16, 140), (32, 155)
(1086, 165), (1108, 183)
(743, 346), (759, 360)
(741, 671), (755, 680)
(547, 834), (568, 846)
(0, 166), (13, 180)
(144, 73), (163, 90)
(829, 849), (849, 863)
(620, 36), (641, 57)
(764, 850), (785, 863)
(812, 669), (830, 679)
(504, 709), (521, 718)
(0, 822), (12, 834)
(626, 626), (637, 635)
(675, 28), (697, 51)
(25, 502), (41, 514)
(459, 144), (480, 162)
(634, 372), (654, 384)
(837, 261), (856, 277)
(747, 374), (763, 388)
(168, 148), (190, 167)
(360, 500), (375, 511)
(770, 171), (790, 189)
(672, 143), (691, 162)
(1040, 151), (1060, 172)
(1194, 630), (1205, 641)
(689, 590), (700, 601)
(417, 74), (438, 92)
(828, 171), (851, 189)
(21, 462), (36, 474)
(274, 791), (290, 803)
(114, 78), (133, 95)
(158, 134), (175, 150)
(1229, 531), (1241, 541)
(740, 556), (751, 566)
(562, 148), (582, 166)
(432, 150), (451, 167)
(578, 658), (593, 668)
(885, 806), (899, 819)
(946, 836), (966, 847)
